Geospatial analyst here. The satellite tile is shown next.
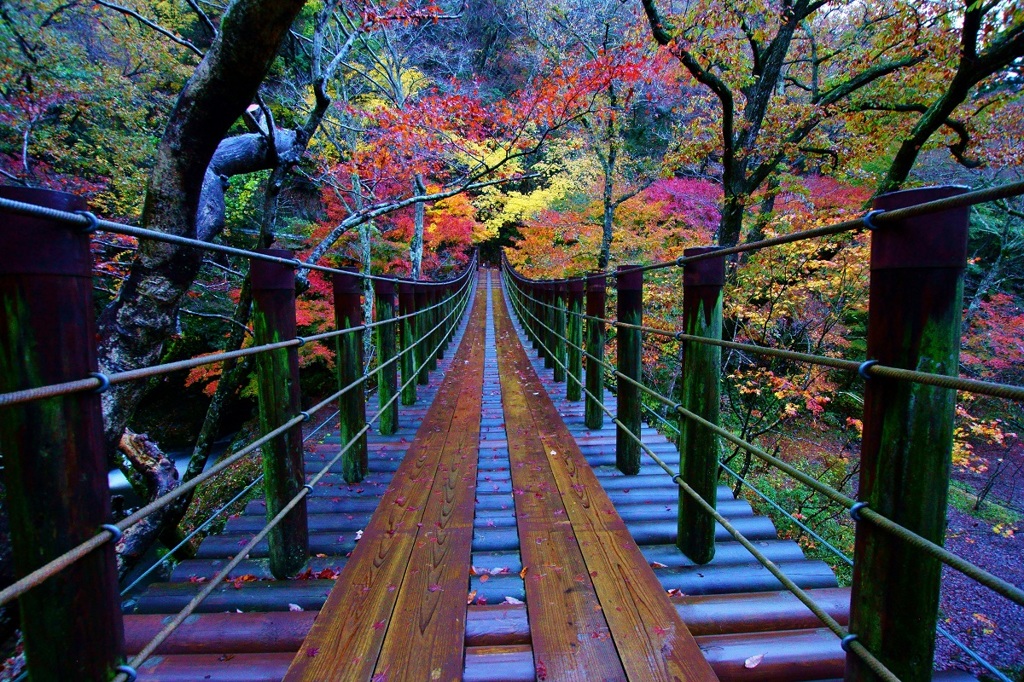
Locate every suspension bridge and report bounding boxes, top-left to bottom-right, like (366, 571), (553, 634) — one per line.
(1, 182), (1023, 681)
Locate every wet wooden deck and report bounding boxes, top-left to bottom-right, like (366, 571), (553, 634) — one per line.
(121, 270), (976, 682)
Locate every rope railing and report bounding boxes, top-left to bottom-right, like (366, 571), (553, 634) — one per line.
(0, 256), (475, 409)
(0, 194), (471, 287)
(519, 294), (1024, 403)
(502, 178), (1024, 282)
(0, 187), (479, 679)
(500, 184), (1024, 679)
(114, 282), (473, 681)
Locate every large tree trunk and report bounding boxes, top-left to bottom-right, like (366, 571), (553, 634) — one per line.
(97, 0), (308, 452)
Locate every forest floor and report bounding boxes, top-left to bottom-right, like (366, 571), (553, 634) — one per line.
(936, 441), (1024, 680)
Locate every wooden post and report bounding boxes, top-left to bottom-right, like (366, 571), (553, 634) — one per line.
(553, 282), (567, 382)
(333, 267), (368, 484)
(616, 265), (642, 475)
(0, 187), (124, 679)
(415, 284), (430, 385)
(439, 285), (452, 355)
(542, 283), (555, 369)
(676, 247), (725, 564)
(566, 279), (584, 401)
(584, 273), (606, 429)
(530, 283), (542, 353)
(374, 279), (398, 435)
(251, 249), (309, 579)
(846, 186), (970, 682)
(427, 287), (439, 370)
(398, 282), (418, 405)
(534, 282), (545, 359)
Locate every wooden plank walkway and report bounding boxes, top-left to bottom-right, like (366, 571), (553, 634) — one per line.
(119, 268), (982, 682)
(284, 273), (487, 681)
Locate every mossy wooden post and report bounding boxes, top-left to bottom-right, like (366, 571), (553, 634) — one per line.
(251, 249), (308, 578)
(415, 284), (430, 385)
(439, 284), (452, 355)
(398, 282), (418, 405)
(374, 279), (398, 435)
(543, 283), (556, 368)
(616, 265), (642, 475)
(532, 282), (545, 359)
(426, 287), (439, 370)
(553, 282), (567, 382)
(584, 273), (606, 429)
(566, 278), (584, 401)
(677, 247), (725, 564)
(333, 267), (368, 483)
(0, 187), (124, 679)
(846, 186), (970, 682)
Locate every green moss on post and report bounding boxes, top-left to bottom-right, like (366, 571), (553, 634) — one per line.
(427, 287), (440, 370)
(333, 268), (368, 483)
(0, 187), (125, 679)
(676, 247), (724, 565)
(616, 265), (642, 475)
(553, 283), (567, 382)
(566, 279), (584, 401)
(398, 282), (418, 405)
(251, 249), (309, 579)
(415, 284), (430, 385)
(374, 279), (398, 435)
(584, 273), (606, 430)
(846, 186), (970, 682)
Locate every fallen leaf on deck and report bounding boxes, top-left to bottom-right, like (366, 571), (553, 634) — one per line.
(467, 590), (477, 604)
(505, 596), (524, 605)
(744, 654), (765, 668)
(288, 603), (304, 612)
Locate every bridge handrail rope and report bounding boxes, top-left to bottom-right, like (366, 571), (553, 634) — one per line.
(0, 254), (476, 409)
(498, 268), (899, 681)
(503, 257), (1024, 606)
(0, 187), (479, 677)
(0, 268), (475, 610)
(0, 195), (471, 287)
(114, 283), (473, 682)
(501, 178), (1024, 284)
(499, 179), (1024, 679)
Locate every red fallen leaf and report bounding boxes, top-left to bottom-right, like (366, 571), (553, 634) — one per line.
(479, 574), (489, 583)
(476, 596), (487, 605)
(467, 590), (477, 604)
(373, 619), (386, 630)
(653, 625), (669, 636)
(536, 658), (548, 681)
(187, 575), (207, 583)
(650, 561), (668, 568)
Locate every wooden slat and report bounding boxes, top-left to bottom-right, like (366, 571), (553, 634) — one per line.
(493, 283), (719, 682)
(284, 279), (486, 681)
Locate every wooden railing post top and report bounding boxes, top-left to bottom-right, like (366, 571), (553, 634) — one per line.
(586, 271), (607, 293)
(0, 186), (90, 277)
(373, 278), (397, 298)
(556, 281), (568, 295)
(682, 247), (726, 287)
(398, 281), (416, 297)
(616, 264), (643, 291)
(332, 266), (361, 294)
(251, 248), (295, 290)
(568, 279), (585, 295)
(871, 185), (970, 271)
